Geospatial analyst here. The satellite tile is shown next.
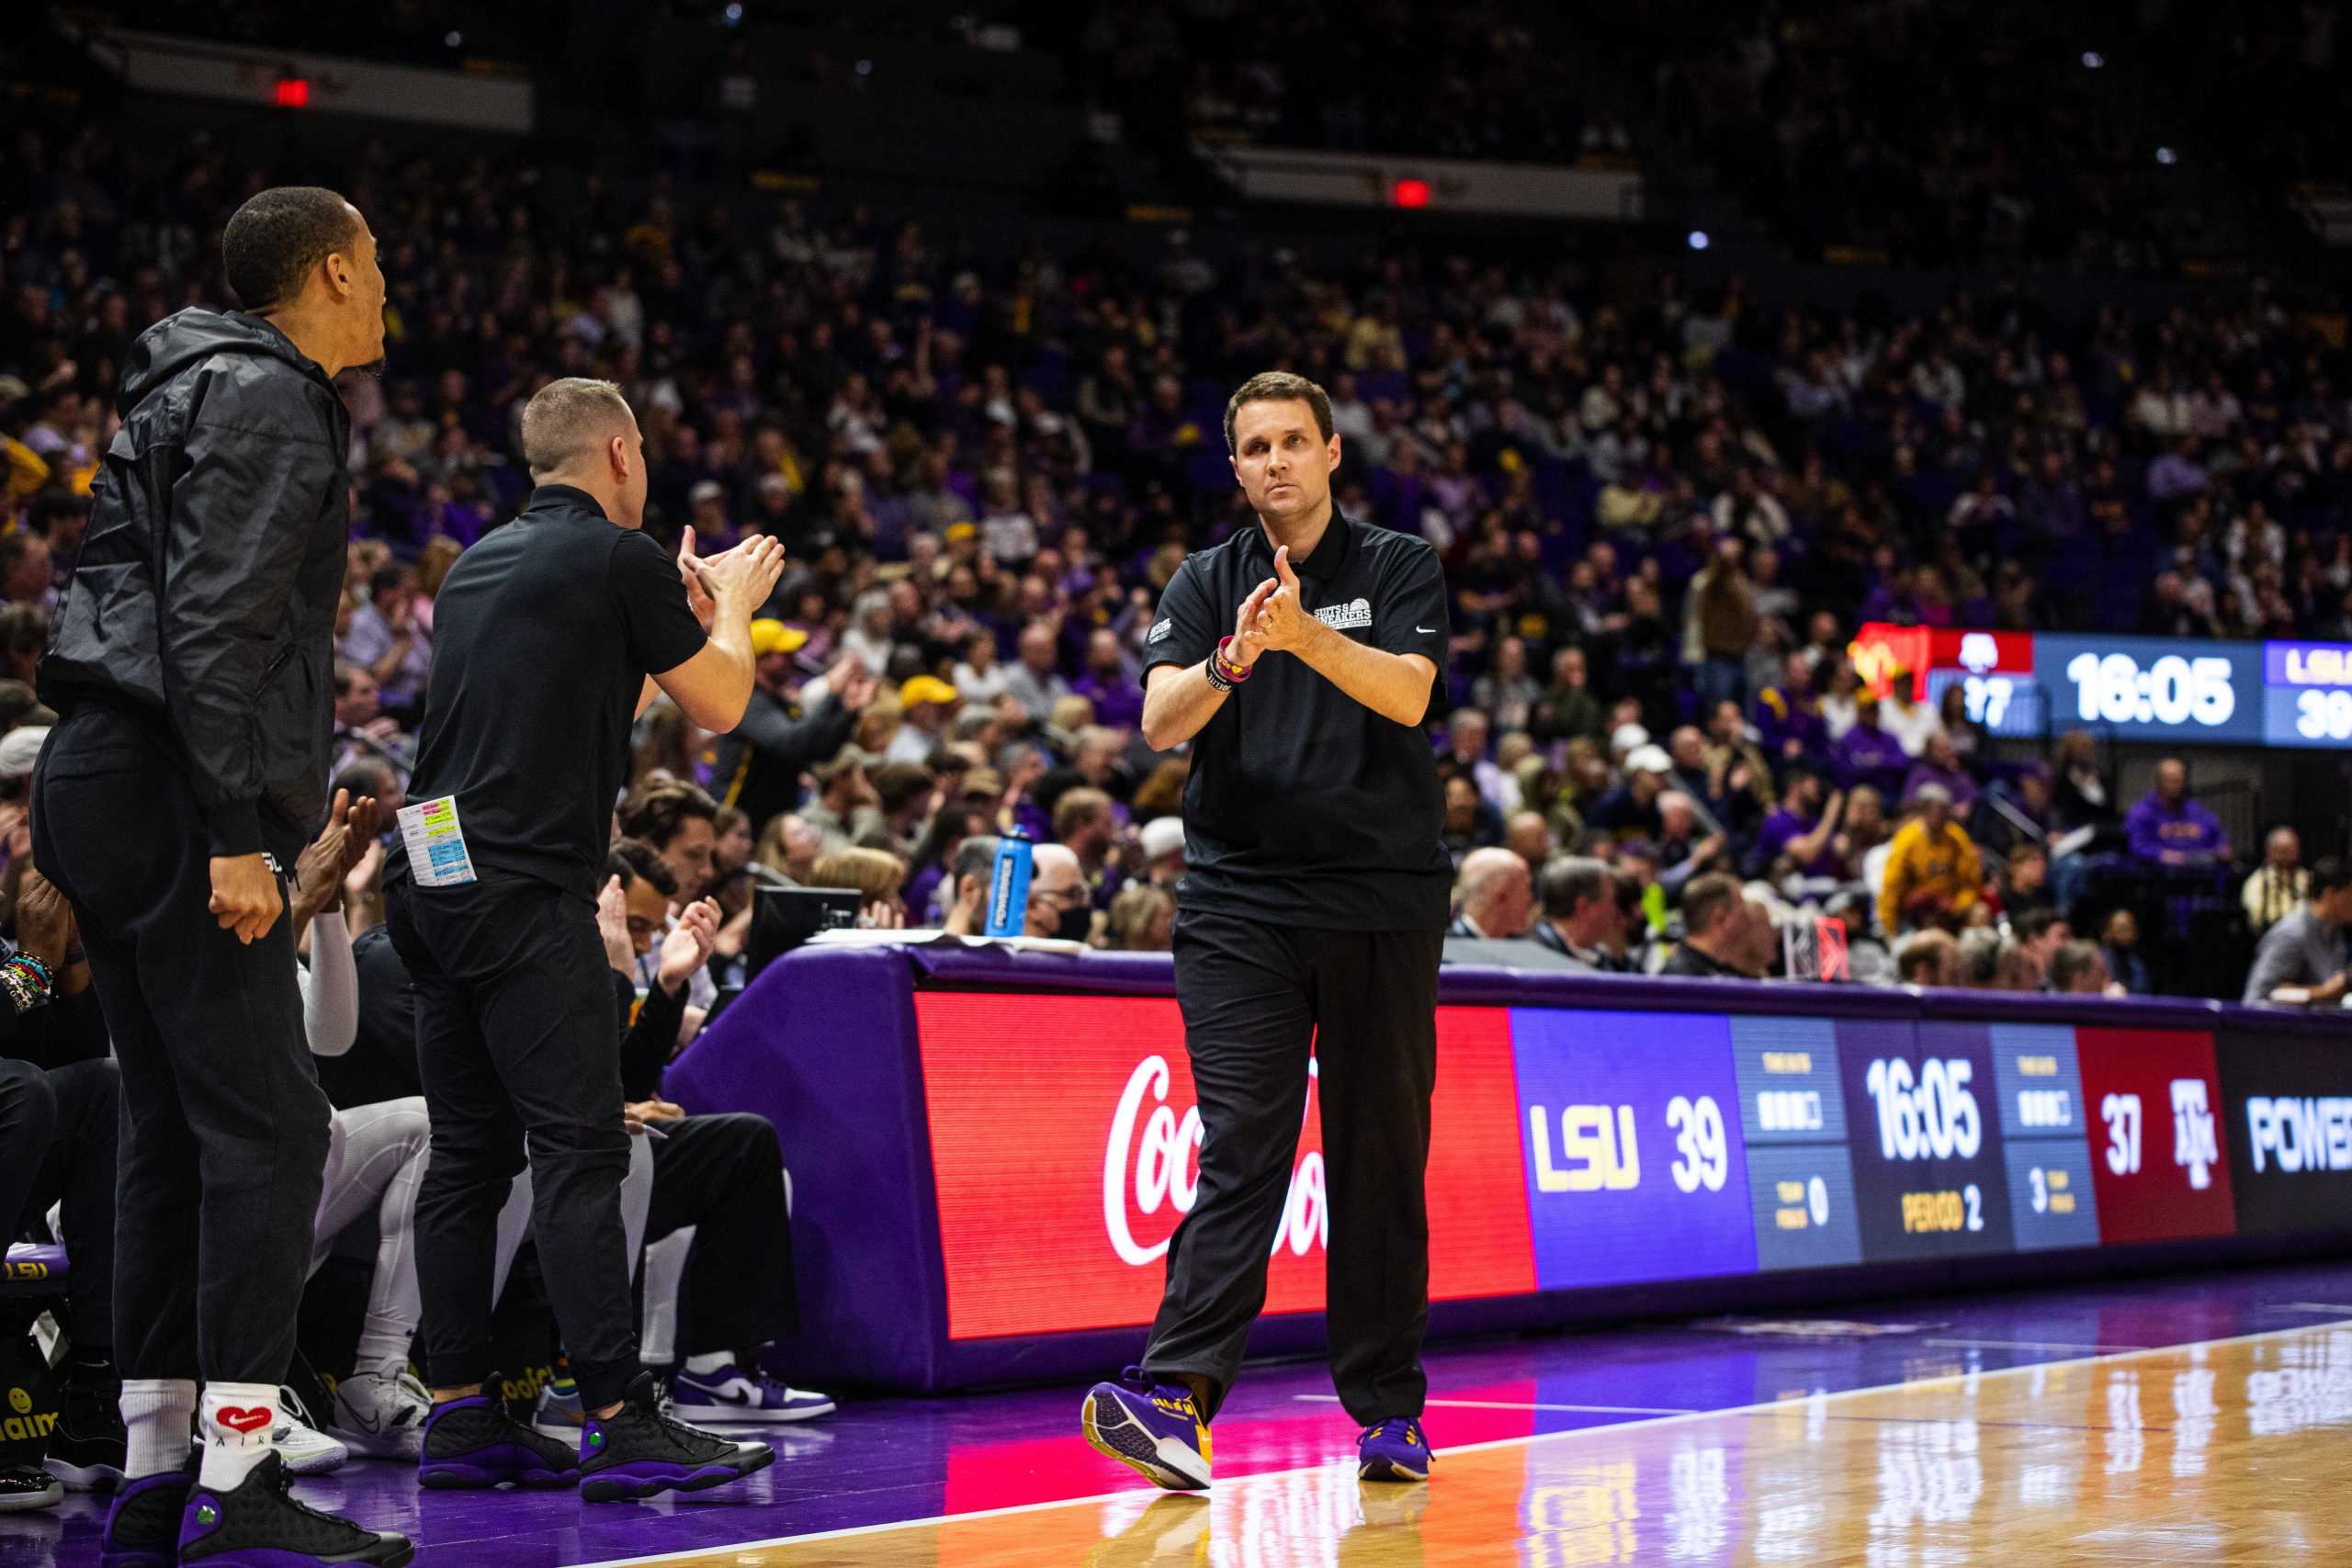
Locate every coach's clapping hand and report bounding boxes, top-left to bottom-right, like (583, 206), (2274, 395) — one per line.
(692, 533), (788, 621)
(1228, 567), (1280, 670)
(209, 852), (283, 945)
(1249, 545), (1313, 655)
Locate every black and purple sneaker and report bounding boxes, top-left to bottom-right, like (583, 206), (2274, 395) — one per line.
(578, 1372), (775, 1502)
(98, 1470), (187, 1568)
(177, 1450), (412, 1566)
(416, 1395), (580, 1490)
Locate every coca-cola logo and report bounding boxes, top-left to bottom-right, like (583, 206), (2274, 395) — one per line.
(1102, 1054), (1328, 1267)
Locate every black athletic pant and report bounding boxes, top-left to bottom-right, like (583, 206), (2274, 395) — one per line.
(32, 706), (330, 1384)
(645, 1112), (799, 1359)
(1142, 910), (1442, 1427)
(0, 1056), (118, 1352)
(386, 874), (639, 1409)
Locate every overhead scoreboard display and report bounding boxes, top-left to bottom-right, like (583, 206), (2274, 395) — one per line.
(1849, 625), (2352, 748)
(911, 997), (2324, 1341)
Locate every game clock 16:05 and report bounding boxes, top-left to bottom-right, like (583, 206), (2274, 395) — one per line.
(2034, 636), (2261, 743)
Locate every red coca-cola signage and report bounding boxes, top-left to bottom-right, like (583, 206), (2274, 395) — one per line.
(914, 993), (1534, 1340)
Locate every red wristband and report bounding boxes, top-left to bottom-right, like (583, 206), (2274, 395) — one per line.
(1215, 636), (1255, 683)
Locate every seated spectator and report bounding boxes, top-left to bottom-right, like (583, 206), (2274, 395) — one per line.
(2010, 908), (2073, 978)
(1879, 676), (1944, 758)
(709, 636), (872, 834)
(867, 762), (938, 857)
(1442, 773), (1505, 862)
(339, 563), (433, 721)
(1990, 939), (2047, 992)
(620, 781), (723, 903)
(938, 834), (1001, 935)
(1833, 697), (1909, 797)
(1530, 646), (1604, 746)
(1589, 744), (1672, 839)
(2125, 758), (2231, 866)
(1531, 857), (1629, 972)
(1003, 621), (1073, 722)
(1025, 842), (1093, 942)
(1102, 884), (1176, 953)
(1659, 873), (1763, 979)
(1752, 653), (1828, 761)
(888, 677), (961, 765)
(1751, 768), (1848, 882)
(1894, 928), (1962, 987)
(810, 847), (909, 929)
(1503, 808), (1553, 875)
(1653, 792), (1733, 899)
(1070, 628), (1143, 734)
(1878, 784), (1982, 934)
(753, 814), (822, 886)
(803, 750), (886, 854)
(953, 629), (1015, 707)
(2052, 729), (2116, 829)
(1136, 817), (1185, 887)
(2100, 908), (2151, 996)
(1053, 786), (1118, 897)
(1986, 842), (2054, 920)
(2243, 827), (2308, 933)
(1702, 702), (1774, 831)
(1902, 732), (1977, 814)
(2243, 858), (2352, 1005)
(1449, 847), (1534, 940)
(2047, 941), (2113, 995)
(332, 661), (413, 784)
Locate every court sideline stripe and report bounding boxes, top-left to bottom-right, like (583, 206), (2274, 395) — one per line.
(573, 1316), (2351, 1568)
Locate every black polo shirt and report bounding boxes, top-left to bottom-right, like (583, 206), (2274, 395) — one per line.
(1141, 513), (1451, 931)
(403, 485), (707, 900)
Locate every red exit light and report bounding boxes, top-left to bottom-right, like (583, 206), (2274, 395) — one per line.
(275, 76), (311, 107)
(1392, 177), (1430, 209)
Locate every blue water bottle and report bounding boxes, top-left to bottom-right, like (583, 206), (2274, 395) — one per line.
(985, 825), (1035, 938)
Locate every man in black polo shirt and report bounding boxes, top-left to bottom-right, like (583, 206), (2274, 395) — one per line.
(1080, 372), (1450, 1491)
(384, 377), (784, 1500)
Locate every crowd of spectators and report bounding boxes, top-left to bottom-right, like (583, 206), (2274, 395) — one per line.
(6, 107), (2352, 1003)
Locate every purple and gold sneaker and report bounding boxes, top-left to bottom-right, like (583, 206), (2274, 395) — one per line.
(417, 1395), (580, 1490)
(577, 1372), (774, 1503)
(1356, 1416), (1432, 1483)
(1080, 1368), (1212, 1491)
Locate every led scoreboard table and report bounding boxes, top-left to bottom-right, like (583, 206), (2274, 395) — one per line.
(665, 942), (2352, 1392)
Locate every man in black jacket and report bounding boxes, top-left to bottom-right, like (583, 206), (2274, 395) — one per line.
(30, 186), (409, 1565)
(708, 629), (873, 832)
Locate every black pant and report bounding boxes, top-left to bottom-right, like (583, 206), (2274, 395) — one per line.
(645, 1112), (799, 1359)
(0, 1057), (119, 1352)
(1144, 910), (1442, 1427)
(32, 707), (330, 1384)
(387, 874), (639, 1409)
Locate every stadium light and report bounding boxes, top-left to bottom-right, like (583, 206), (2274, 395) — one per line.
(2155, 146), (2177, 165)
(1688, 230), (1710, 251)
(2082, 51), (2104, 69)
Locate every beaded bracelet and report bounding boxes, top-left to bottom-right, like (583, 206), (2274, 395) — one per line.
(0, 955), (51, 1015)
(9, 952), (52, 992)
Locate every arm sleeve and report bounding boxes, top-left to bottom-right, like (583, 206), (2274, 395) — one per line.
(160, 381), (339, 855)
(1374, 543), (1451, 666)
(297, 911), (359, 1058)
(609, 530), (710, 677)
(1138, 558), (1219, 681)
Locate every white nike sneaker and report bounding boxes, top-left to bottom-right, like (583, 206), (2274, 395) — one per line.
(326, 1359), (432, 1461)
(271, 1385), (350, 1475)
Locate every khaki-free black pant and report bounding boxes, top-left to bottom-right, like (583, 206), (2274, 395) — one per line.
(386, 874), (639, 1409)
(1142, 909), (1442, 1427)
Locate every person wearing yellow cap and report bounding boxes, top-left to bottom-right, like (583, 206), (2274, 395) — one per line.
(706, 626), (877, 831)
(886, 675), (962, 764)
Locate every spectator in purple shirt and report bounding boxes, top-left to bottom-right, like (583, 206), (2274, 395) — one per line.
(1749, 767), (1849, 881)
(1833, 696), (1909, 797)
(1901, 732), (1977, 814)
(1069, 626), (1144, 733)
(2125, 757), (2233, 865)
(1751, 651), (1829, 761)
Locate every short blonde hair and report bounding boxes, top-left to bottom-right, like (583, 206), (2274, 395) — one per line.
(811, 847), (905, 905)
(521, 378), (633, 477)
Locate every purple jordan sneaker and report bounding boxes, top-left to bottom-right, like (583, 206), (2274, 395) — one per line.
(670, 1362), (835, 1423)
(578, 1372), (775, 1502)
(416, 1395), (580, 1490)
(1080, 1368), (1212, 1491)
(1356, 1416), (1433, 1483)
(99, 1469), (189, 1568)
(177, 1450), (412, 1566)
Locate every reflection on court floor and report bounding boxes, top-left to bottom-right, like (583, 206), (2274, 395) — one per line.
(613, 1324), (2352, 1567)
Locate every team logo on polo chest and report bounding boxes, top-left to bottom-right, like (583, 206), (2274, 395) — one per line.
(1313, 597), (1373, 630)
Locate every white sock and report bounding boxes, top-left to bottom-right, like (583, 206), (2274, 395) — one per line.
(683, 1351), (734, 1376)
(119, 1379), (198, 1480)
(197, 1382), (280, 1489)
